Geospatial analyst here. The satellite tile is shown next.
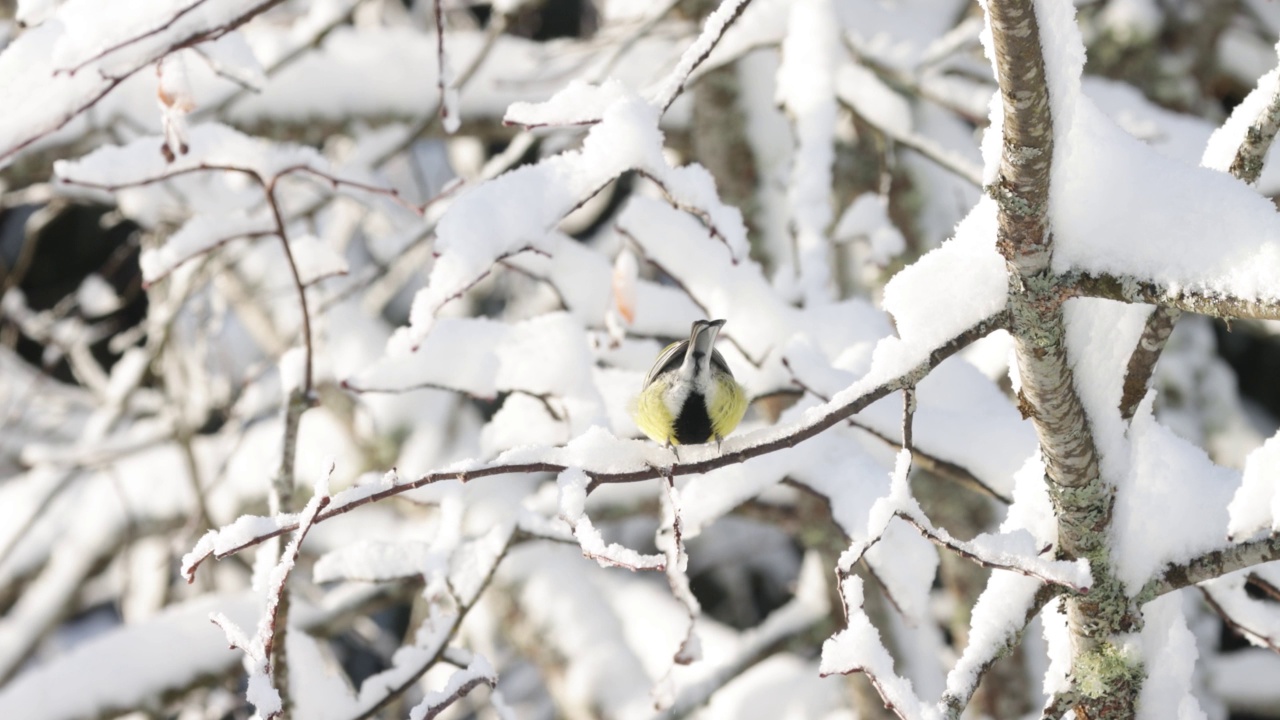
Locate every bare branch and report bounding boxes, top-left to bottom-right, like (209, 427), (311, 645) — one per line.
(1118, 307), (1181, 421)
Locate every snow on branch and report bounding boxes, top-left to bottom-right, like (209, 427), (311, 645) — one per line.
(315, 524), (516, 720)
(657, 552), (830, 719)
(938, 574), (1059, 719)
(1204, 56), (1280, 185)
(0, 0), (285, 166)
(397, 90), (749, 350)
(838, 452), (1091, 593)
(1068, 272), (1280, 321)
(557, 467), (664, 571)
(210, 474), (330, 720)
(650, 0), (754, 114)
(182, 311), (1010, 577)
(1139, 533), (1280, 601)
(55, 123), (418, 395)
(408, 653), (498, 720)
(820, 574), (931, 720)
(659, 470), (700, 665)
(1122, 47), (1280, 420)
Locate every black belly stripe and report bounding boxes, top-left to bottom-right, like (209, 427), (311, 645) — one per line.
(673, 391), (713, 445)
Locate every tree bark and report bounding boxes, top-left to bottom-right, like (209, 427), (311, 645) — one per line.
(985, 1), (1142, 716)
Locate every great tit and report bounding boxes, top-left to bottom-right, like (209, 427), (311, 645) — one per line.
(634, 319), (747, 449)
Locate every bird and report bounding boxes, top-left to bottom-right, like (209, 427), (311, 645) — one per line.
(634, 319), (747, 450)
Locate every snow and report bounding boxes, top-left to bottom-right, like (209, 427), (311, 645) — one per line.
(183, 512), (299, 582)
(837, 0), (970, 71)
(1112, 395), (1239, 593)
(820, 575), (932, 719)
(394, 92), (747, 349)
(0, 2), (290, 167)
(1054, 97), (1280, 301)
(313, 540), (433, 583)
(1096, 0), (1162, 44)
(617, 196), (890, 361)
(52, 1), (268, 76)
(408, 654), (497, 720)
(0, 593), (259, 720)
(1202, 570), (1280, 651)
(880, 197), (1007, 355)
(55, 122), (329, 187)
(347, 317), (508, 398)
(290, 234), (349, 285)
(1227, 433), (1280, 539)
(648, 0), (753, 111)
(943, 571), (1043, 704)
(504, 79), (631, 127)
(833, 193), (907, 268)
(0, 22), (114, 167)
(1137, 595), (1207, 720)
(776, 0), (839, 305)
(1208, 649), (1280, 712)
(558, 466), (664, 570)
(16, 2), (1280, 718)
(1020, 0), (1280, 304)
(75, 274), (122, 317)
(1203, 59), (1280, 173)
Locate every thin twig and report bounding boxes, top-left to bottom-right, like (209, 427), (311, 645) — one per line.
(1200, 587), (1280, 653)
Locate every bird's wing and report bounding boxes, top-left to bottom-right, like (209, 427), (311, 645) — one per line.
(643, 340), (688, 388)
(710, 348), (733, 378)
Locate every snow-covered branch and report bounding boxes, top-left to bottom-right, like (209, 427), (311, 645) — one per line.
(0, 0), (288, 166)
(1140, 533), (1280, 599)
(211, 477), (330, 719)
(1069, 272), (1280, 321)
(182, 310), (1009, 575)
